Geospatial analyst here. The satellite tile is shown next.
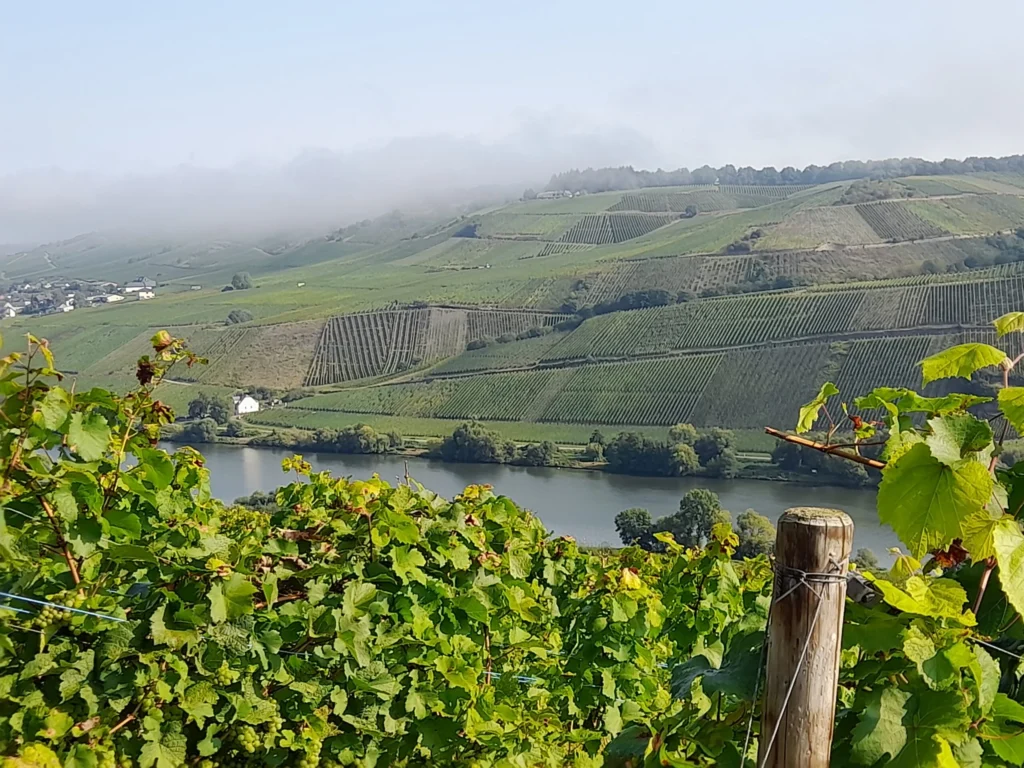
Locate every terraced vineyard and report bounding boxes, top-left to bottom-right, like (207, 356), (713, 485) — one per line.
(559, 214), (674, 244)
(855, 201), (947, 240)
(431, 332), (569, 374)
(757, 206), (882, 248)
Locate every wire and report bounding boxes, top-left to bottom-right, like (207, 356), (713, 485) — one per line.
(0, 591), (127, 622)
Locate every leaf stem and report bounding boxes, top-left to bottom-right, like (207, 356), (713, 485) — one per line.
(39, 495), (80, 585)
(973, 557), (997, 616)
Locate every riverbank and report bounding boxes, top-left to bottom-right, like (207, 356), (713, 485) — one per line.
(163, 420), (878, 490)
(164, 441), (893, 556)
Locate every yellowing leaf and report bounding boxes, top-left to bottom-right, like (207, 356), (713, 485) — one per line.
(619, 568), (643, 591)
(919, 343), (1007, 386)
(993, 518), (1024, 617)
(994, 311), (1024, 337)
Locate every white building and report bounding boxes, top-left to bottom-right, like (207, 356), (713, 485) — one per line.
(233, 395), (260, 416)
(1, 303), (16, 319)
(104, 294), (126, 303)
(124, 278), (156, 293)
(57, 302), (74, 312)
(137, 290), (155, 300)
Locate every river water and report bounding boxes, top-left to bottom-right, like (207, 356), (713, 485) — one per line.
(176, 443), (898, 558)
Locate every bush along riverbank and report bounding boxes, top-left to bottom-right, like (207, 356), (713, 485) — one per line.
(165, 415), (882, 488)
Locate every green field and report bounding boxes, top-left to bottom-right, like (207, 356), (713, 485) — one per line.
(7, 170), (1024, 444)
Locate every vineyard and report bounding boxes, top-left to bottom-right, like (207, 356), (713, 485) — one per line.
(431, 332), (569, 374)
(472, 213), (582, 241)
(756, 206), (883, 249)
(302, 307), (569, 386)
(537, 355), (723, 425)
(855, 200), (948, 240)
(542, 275), (1024, 361)
(558, 214), (674, 244)
(304, 309), (429, 386)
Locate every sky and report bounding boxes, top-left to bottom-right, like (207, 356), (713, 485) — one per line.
(2, 0), (1023, 242)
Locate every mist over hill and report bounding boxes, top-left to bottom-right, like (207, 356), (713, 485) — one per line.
(0, 124), (659, 245)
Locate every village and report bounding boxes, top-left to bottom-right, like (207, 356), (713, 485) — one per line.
(0, 275), (158, 319)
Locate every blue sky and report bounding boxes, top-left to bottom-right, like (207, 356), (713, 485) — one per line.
(3, 0), (1024, 175)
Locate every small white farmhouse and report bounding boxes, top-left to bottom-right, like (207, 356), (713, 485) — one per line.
(137, 290), (155, 300)
(233, 395), (260, 416)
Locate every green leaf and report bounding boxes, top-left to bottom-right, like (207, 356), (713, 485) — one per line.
(180, 682), (218, 727)
(877, 443), (992, 558)
(35, 387), (70, 430)
(993, 518), (1024, 617)
(63, 744), (98, 768)
(262, 573), (278, 608)
(925, 414), (993, 466)
(106, 544), (159, 564)
(603, 702), (623, 736)
(150, 604), (200, 649)
(67, 411), (111, 461)
(435, 656), (479, 692)
(104, 508), (141, 539)
(391, 546), (427, 585)
(208, 573), (256, 623)
(1000, 387), (1024, 433)
(869, 576), (975, 625)
(851, 687), (910, 765)
(136, 448), (174, 490)
(454, 595), (489, 624)
(983, 694), (1024, 764)
(994, 311), (1024, 337)
(970, 645), (1000, 713)
(342, 581), (377, 617)
(139, 729), (187, 768)
(377, 507), (420, 545)
(919, 343), (1007, 386)
(796, 381), (839, 434)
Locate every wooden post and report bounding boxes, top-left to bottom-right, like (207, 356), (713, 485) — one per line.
(757, 507), (853, 768)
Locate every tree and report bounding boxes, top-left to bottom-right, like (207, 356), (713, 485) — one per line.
(182, 417), (218, 443)
(615, 508), (653, 547)
(227, 309), (253, 324)
(233, 490), (280, 513)
(582, 442), (604, 461)
(604, 432), (676, 476)
(671, 443), (700, 476)
(668, 423), (698, 446)
(655, 489), (728, 548)
(853, 547), (880, 571)
(224, 418), (248, 437)
(522, 188), (537, 200)
(514, 441), (557, 467)
(439, 422), (514, 464)
(706, 448), (741, 479)
(187, 393), (231, 424)
(694, 428), (734, 465)
(231, 272), (253, 290)
(466, 339), (487, 350)
(589, 429), (606, 446)
(683, 204), (698, 218)
(734, 510), (775, 558)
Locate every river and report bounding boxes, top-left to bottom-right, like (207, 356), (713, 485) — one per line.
(176, 443), (898, 559)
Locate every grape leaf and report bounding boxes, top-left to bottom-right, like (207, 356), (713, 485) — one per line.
(994, 311), (1024, 337)
(878, 443), (992, 558)
(390, 546), (427, 585)
(136, 448), (174, 490)
(150, 604), (200, 649)
(925, 414), (993, 466)
(851, 687), (911, 765)
(999, 387), (1024, 433)
(993, 518), (1024, 617)
(140, 729), (187, 768)
(868, 576), (975, 625)
(67, 412), (110, 462)
(208, 573), (256, 623)
(919, 343), (1007, 386)
(796, 382), (839, 434)
(34, 387), (70, 431)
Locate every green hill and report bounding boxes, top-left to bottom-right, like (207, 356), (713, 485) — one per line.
(7, 171), (1024, 447)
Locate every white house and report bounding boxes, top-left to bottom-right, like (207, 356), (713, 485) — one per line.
(233, 395), (260, 416)
(105, 294), (126, 303)
(1, 303), (16, 319)
(57, 301), (74, 313)
(124, 278), (156, 293)
(137, 290), (155, 300)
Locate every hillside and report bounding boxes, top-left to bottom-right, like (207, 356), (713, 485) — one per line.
(6, 171), (1024, 447)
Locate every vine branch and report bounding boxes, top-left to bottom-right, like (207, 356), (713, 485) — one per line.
(763, 427), (886, 469)
(40, 495), (80, 585)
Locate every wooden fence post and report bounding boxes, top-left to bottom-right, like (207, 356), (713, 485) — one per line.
(757, 507), (853, 768)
